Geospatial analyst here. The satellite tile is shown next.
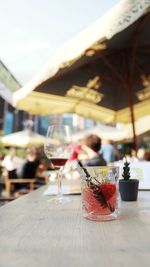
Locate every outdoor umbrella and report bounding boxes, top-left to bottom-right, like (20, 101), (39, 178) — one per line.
(72, 123), (129, 142)
(120, 114), (150, 138)
(1, 129), (46, 148)
(12, 0), (150, 148)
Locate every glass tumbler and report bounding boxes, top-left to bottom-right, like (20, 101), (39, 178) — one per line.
(80, 166), (119, 222)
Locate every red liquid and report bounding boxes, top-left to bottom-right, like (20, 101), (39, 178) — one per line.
(82, 183), (117, 215)
(50, 158), (68, 169)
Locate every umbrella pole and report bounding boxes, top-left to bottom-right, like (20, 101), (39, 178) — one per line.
(126, 82), (137, 152)
(125, 46), (138, 152)
(101, 54), (137, 150)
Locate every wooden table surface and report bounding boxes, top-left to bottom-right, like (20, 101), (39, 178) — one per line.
(0, 187), (150, 267)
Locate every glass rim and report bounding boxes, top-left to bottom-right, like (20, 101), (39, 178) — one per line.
(47, 124), (70, 128)
(85, 166), (119, 170)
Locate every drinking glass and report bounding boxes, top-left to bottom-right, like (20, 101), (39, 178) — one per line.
(44, 124), (72, 204)
(79, 164), (119, 221)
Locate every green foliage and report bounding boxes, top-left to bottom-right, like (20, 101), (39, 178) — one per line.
(122, 159), (131, 180)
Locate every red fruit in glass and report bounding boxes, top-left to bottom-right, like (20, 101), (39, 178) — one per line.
(82, 183), (117, 215)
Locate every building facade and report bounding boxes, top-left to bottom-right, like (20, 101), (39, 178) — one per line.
(0, 60), (24, 134)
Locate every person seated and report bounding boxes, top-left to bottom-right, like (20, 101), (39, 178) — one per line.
(100, 139), (115, 164)
(81, 134), (106, 166)
(1, 148), (23, 179)
(16, 148), (40, 179)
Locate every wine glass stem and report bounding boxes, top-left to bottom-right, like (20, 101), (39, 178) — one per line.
(57, 171), (63, 200)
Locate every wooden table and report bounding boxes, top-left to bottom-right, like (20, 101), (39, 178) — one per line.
(0, 187), (150, 267)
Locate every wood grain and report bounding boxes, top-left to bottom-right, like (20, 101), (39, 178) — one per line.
(0, 187), (150, 267)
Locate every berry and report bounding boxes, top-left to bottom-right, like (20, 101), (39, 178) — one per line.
(100, 183), (116, 201)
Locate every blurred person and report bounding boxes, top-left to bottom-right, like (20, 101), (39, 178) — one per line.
(122, 149), (139, 163)
(130, 148), (139, 162)
(1, 148), (23, 179)
(0, 151), (4, 169)
(16, 148), (41, 178)
(81, 134), (106, 166)
(0, 151), (4, 162)
(137, 148), (146, 161)
(144, 151), (150, 161)
(100, 139), (115, 164)
(123, 147), (139, 163)
(0, 152), (4, 181)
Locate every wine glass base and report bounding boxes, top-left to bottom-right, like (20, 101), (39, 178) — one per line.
(47, 195), (71, 204)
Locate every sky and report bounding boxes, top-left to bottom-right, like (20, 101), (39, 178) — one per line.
(0, 0), (120, 86)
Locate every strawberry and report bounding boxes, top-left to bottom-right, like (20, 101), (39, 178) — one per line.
(100, 183), (116, 201)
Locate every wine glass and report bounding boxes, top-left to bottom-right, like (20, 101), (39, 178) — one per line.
(44, 124), (72, 204)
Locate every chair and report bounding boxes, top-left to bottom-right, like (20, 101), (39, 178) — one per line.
(3, 171), (36, 197)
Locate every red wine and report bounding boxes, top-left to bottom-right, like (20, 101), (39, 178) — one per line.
(50, 158), (68, 169)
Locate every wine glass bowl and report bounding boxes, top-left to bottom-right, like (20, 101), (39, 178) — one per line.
(44, 143), (70, 169)
(44, 124), (72, 204)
